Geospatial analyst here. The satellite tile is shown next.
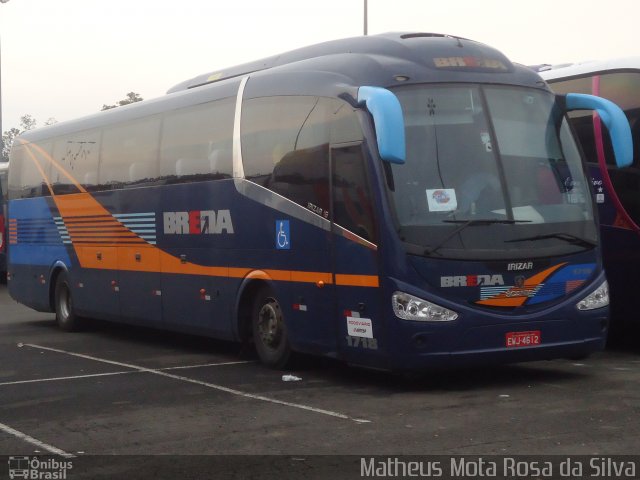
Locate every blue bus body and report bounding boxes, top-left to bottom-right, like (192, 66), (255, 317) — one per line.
(540, 59), (640, 323)
(7, 34), (631, 370)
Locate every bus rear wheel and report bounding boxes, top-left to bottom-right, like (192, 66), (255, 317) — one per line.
(252, 287), (291, 369)
(54, 271), (82, 331)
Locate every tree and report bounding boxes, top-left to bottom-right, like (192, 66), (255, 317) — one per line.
(101, 92), (143, 111)
(1, 114), (49, 162)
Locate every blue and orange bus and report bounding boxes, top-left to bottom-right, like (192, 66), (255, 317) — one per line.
(6, 33), (632, 370)
(540, 59), (640, 323)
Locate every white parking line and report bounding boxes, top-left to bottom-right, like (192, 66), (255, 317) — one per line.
(0, 371), (135, 387)
(0, 421), (75, 458)
(21, 343), (369, 423)
(163, 361), (253, 370)
(0, 361), (253, 387)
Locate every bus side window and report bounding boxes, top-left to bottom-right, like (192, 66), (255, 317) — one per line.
(242, 96), (332, 217)
(52, 130), (100, 194)
(10, 142), (52, 198)
(0, 166), (6, 200)
(159, 97), (234, 183)
(8, 145), (25, 199)
(99, 116), (161, 189)
(332, 144), (376, 242)
(607, 115), (640, 224)
(630, 117), (640, 166)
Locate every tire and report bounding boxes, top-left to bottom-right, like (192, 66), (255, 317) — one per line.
(54, 271), (81, 331)
(252, 286), (291, 369)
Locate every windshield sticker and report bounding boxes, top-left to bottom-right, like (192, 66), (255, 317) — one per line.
(427, 189), (457, 212)
(592, 178), (605, 203)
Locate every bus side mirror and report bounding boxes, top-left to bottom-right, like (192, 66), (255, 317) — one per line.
(357, 86), (406, 164)
(564, 93), (633, 168)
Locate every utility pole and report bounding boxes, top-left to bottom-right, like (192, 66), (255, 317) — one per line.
(364, 0), (368, 36)
(0, 0), (9, 160)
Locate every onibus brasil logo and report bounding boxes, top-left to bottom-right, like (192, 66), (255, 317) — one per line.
(8, 456), (73, 479)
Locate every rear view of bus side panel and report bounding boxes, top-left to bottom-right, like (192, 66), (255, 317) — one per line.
(7, 196), (73, 312)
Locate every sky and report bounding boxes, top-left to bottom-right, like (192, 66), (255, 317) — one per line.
(0, 0), (638, 131)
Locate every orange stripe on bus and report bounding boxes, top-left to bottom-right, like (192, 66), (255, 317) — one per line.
(67, 230), (131, 235)
(68, 232), (139, 238)
(66, 222), (126, 228)
(76, 252), (376, 288)
(16, 151), (379, 288)
(335, 274), (379, 287)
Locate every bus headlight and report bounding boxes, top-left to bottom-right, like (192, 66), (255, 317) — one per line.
(576, 280), (609, 311)
(392, 291), (459, 322)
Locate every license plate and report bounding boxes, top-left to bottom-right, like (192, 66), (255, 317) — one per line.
(505, 330), (541, 348)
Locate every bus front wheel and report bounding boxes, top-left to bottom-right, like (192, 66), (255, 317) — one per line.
(54, 271), (82, 331)
(252, 287), (291, 369)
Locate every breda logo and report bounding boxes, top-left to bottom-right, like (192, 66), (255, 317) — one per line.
(163, 210), (234, 235)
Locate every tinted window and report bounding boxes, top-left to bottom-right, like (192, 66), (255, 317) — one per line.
(548, 72), (640, 167)
(550, 73), (640, 225)
(390, 84), (597, 260)
(332, 144), (376, 241)
(242, 96), (362, 218)
(52, 129), (101, 194)
(160, 97), (234, 182)
(9, 142), (53, 198)
(0, 168), (6, 201)
(99, 116), (161, 189)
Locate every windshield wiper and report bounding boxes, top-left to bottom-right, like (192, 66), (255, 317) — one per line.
(442, 219), (530, 225)
(504, 232), (597, 249)
(424, 219), (531, 256)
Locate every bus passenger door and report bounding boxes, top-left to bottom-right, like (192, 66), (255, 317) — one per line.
(331, 144), (385, 368)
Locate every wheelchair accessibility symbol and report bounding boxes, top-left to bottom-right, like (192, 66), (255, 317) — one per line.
(275, 220), (290, 250)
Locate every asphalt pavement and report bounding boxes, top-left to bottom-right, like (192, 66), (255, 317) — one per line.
(0, 283), (639, 478)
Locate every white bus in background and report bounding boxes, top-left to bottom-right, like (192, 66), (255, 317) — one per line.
(539, 58), (640, 325)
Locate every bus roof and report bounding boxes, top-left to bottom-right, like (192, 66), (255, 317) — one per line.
(167, 32), (543, 93)
(538, 57), (640, 81)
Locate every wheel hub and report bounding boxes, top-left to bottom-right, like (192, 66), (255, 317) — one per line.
(258, 302), (282, 348)
(59, 285), (71, 320)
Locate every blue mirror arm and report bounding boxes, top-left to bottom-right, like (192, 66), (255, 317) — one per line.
(357, 86), (406, 164)
(565, 93), (633, 168)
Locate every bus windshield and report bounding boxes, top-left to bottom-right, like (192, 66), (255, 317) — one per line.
(389, 84), (597, 260)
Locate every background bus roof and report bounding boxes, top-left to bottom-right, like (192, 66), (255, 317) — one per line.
(538, 57), (640, 80)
